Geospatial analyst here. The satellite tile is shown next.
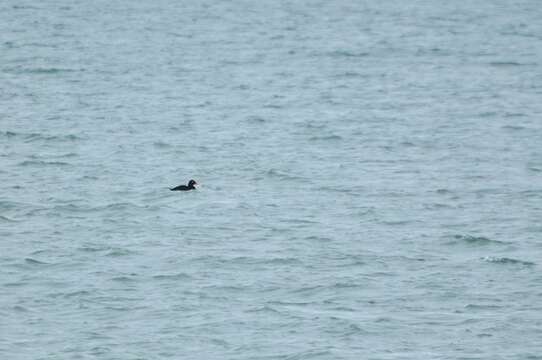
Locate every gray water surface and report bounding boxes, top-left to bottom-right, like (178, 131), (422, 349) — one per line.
(1, 1), (542, 359)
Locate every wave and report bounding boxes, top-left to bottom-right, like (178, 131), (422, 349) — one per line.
(152, 273), (192, 281)
(0, 200), (31, 211)
(504, 112), (526, 118)
(333, 71), (367, 78)
(464, 303), (504, 310)
(424, 202), (454, 210)
(326, 50), (370, 58)
(477, 333), (493, 338)
(0, 215), (18, 222)
(193, 255), (302, 267)
(27, 133), (82, 142)
(24, 258), (49, 265)
(13, 305), (29, 312)
(301, 122), (326, 130)
(502, 125), (526, 131)
(12, 5), (40, 9)
(489, 61), (534, 67)
(41, 152), (78, 158)
(101, 202), (142, 211)
(309, 134), (343, 141)
(2, 131), (82, 142)
(1, 131), (18, 138)
(304, 235), (332, 242)
(201, 285), (246, 292)
(262, 103), (283, 109)
(153, 141), (171, 148)
(265, 168), (305, 181)
(519, 190), (542, 198)
(446, 234), (508, 246)
(244, 305), (281, 314)
(111, 276), (137, 283)
(4, 67), (84, 75)
(482, 256), (535, 266)
(245, 116), (266, 123)
(106, 248), (138, 257)
(48, 202), (142, 214)
(381, 219), (414, 226)
(263, 257), (303, 265)
(18, 160), (70, 167)
(63, 290), (91, 298)
(269, 300), (313, 306)
(280, 218), (318, 225)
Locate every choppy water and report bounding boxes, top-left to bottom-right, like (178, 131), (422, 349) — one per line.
(2, 1), (542, 359)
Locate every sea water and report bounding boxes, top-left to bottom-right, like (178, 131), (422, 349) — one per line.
(1, 1), (542, 359)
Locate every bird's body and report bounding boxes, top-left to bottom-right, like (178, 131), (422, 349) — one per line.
(170, 179), (197, 191)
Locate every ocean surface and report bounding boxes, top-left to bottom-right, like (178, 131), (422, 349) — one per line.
(1, 1), (542, 359)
